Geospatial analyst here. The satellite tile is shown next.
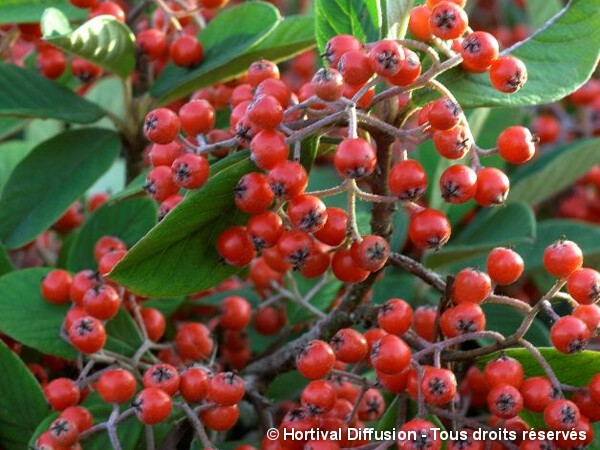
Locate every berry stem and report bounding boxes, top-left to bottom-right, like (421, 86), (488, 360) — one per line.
(177, 402), (213, 448)
(518, 338), (563, 397)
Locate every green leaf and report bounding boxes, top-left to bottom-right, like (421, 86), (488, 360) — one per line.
(111, 168), (150, 203)
(104, 308), (144, 357)
(43, 9), (136, 78)
(67, 198), (157, 272)
(0, 62), (105, 122)
(418, 0), (600, 108)
(0, 140), (34, 197)
(376, 396), (398, 431)
(0, 340), (49, 450)
(151, 2), (280, 103)
(0, 243), (14, 277)
(478, 348), (600, 387)
(384, 0), (415, 39)
(0, 129), (120, 249)
(110, 153), (256, 297)
(425, 202), (536, 271)
(143, 296), (187, 318)
(509, 138), (600, 205)
(266, 371), (308, 401)
(299, 134), (322, 174)
(0, 117), (27, 140)
(482, 304), (550, 347)
(527, 0), (563, 28)
(315, 0), (382, 54)
(78, 76), (126, 131)
(0, 0), (86, 25)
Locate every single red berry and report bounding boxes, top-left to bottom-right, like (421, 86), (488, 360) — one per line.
(287, 194), (328, 233)
(247, 211), (284, 250)
(89, 1), (125, 21)
(170, 35), (203, 67)
(255, 78), (291, 108)
(158, 194), (183, 220)
(429, 1), (468, 40)
(301, 380), (337, 415)
(247, 59), (279, 88)
(94, 236), (126, 262)
(179, 366), (210, 403)
(544, 399), (581, 431)
(378, 298), (413, 335)
(460, 31), (499, 72)
(487, 247), (525, 285)
(428, 98), (462, 131)
(484, 355), (524, 388)
(268, 160), (308, 199)
(433, 126), (471, 159)
(178, 99), (215, 137)
(350, 235), (390, 272)
(59, 406), (93, 433)
(487, 384), (523, 418)
(330, 328), (368, 364)
(149, 141), (185, 167)
(378, 368), (409, 393)
(532, 114), (561, 144)
(231, 83), (254, 106)
(311, 68), (344, 101)
(388, 159), (428, 200)
(71, 57), (102, 82)
(208, 372), (245, 406)
(175, 322), (214, 360)
(474, 167), (510, 206)
(440, 303), (486, 338)
(98, 249), (126, 277)
(520, 376), (558, 413)
(489, 55), (528, 93)
(140, 307), (166, 342)
(337, 50), (373, 86)
(368, 40), (404, 77)
(136, 29), (168, 60)
(249, 130), (289, 170)
(49, 417), (79, 447)
(398, 419), (441, 450)
(331, 249), (370, 283)
(387, 48), (422, 86)
(452, 268), (492, 304)
(296, 340), (336, 379)
(358, 388), (385, 422)
(143, 363), (180, 396)
(254, 305), (286, 335)
(497, 126), (536, 165)
(421, 368), (457, 406)
(87, 192), (110, 212)
(220, 296), (252, 330)
(41, 270), (73, 305)
(217, 226), (256, 267)
(277, 230), (315, 270)
(44, 378), (80, 411)
(370, 334), (411, 375)
(36, 48), (67, 79)
(247, 94), (284, 130)
(171, 153), (210, 190)
(550, 315), (590, 354)
(68, 316), (106, 354)
(134, 387), (173, 425)
(408, 6), (433, 42)
(440, 164), (477, 204)
(97, 369), (137, 404)
(234, 173), (274, 214)
(144, 108), (180, 145)
(323, 35), (363, 68)
(82, 284), (121, 320)
(314, 207), (348, 247)
(572, 304), (600, 333)
(200, 404), (239, 431)
(334, 138), (377, 179)
(408, 208), (451, 249)
(543, 238), (583, 278)
(567, 268), (600, 305)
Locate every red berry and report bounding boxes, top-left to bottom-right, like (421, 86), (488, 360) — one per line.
(208, 372), (245, 406)
(140, 307), (166, 342)
(42, 270), (73, 305)
(378, 298), (413, 335)
(488, 384), (523, 418)
(334, 138), (377, 179)
(49, 417), (79, 447)
(89, 1), (124, 21)
(543, 238), (583, 278)
(408, 208), (451, 249)
(170, 35), (203, 67)
(429, 1), (468, 40)
(440, 303), (485, 338)
(134, 387), (172, 425)
(550, 315), (590, 354)
(249, 130), (289, 170)
(287, 195), (328, 233)
(368, 40), (404, 77)
(544, 399), (581, 431)
(59, 406), (93, 432)
(358, 388), (385, 421)
(234, 172), (274, 214)
(330, 328), (368, 364)
(439, 164), (477, 204)
(489, 55), (527, 94)
(44, 378), (80, 411)
(178, 99), (215, 136)
(68, 316), (106, 354)
(277, 230), (315, 270)
(296, 340), (336, 379)
(83, 284), (121, 320)
(474, 167), (510, 206)
(350, 235), (390, 272)
(520, 376), (557, 413)
(572, 304), (600, 333)
(428, 98), (462, 131)
(337, 50), (373, 86)
(220, 296), (252, 330)
(97, 369), (137, 404)
(301, 380), (337, 415)
(408, 6), (433, 42)
(143, 363), (180, 396)
(387, 48), (422, 86)
(268, 161), (308, 199)
(331, 249), (370, 283)
(484, 355), (524, 388)
(149, 142), (185, 167)
(460, 31), (499, 72)
(36, 48), (67, 79)
(175, 322), (214, 360)
(487, 247), (524, 285)
(314, 207), (348, 247)
(311, 68), (344, 101)
(94, 236), (126, 262)
(145, 166), (179, 201)
(200, 404), (239, 431)
(217, 226), (256, 267)
(180, 366), (209, 403)
(433, 126), (471, 159)
(136, 29), (168, 60)
(421, 368), (457, 406)
(324, 35), (363, 68)
(532, 114), (561, 144)
(247, 94), (284, 130)
(247, 59), (279, 88)
(247, 211), (283, 250)
(388, 159), (428, 200)
(370, 334), (411, 375)
(171, 153), (210, 190)
(71, 56), (102, 82)
(398, 419), (441, 450)
(452, 268), (492, 304)
(144, 108), (180, 145)
(567, 268), (600, 305)
(255, 78), (290, 108)
(98, 249), (126, 276)
(497, 126), (536, 164)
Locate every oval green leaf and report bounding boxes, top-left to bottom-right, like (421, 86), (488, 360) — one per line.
(67, 198), (157, 272)
(43, 9), (136, 78)
(151, 1), (280, 103)
(0, 62), (106, 122)
(0, 129), (120, 249)
(0, 340), (49, 450)
(315, 0), (382, 54)
(418, 0), (600, 108)
(0, 0), (86, 25)
(110, 152), (256, 297)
